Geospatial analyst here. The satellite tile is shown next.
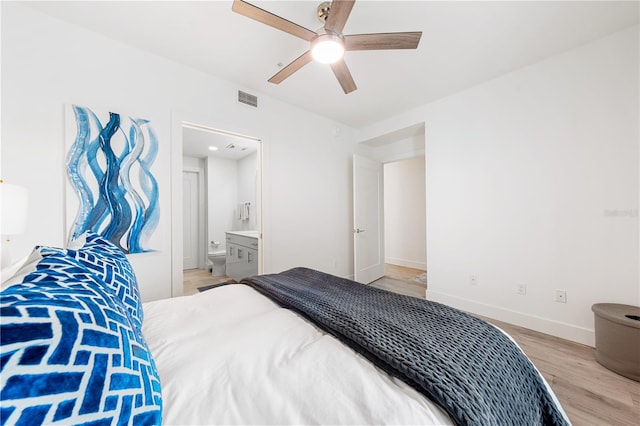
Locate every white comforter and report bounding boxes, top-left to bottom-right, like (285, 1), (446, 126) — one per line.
(143, 284), (453, 425)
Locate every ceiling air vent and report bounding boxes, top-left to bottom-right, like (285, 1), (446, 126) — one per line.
(238, 90), (258, 108)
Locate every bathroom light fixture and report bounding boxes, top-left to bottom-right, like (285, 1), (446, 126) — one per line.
(311, 31), (344, 64)
(208, 146), (218, 151)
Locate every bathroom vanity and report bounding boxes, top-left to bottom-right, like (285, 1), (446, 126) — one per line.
(226, 231), (259, 281)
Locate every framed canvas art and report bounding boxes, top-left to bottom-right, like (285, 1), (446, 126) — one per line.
(65, 104), (159, 254)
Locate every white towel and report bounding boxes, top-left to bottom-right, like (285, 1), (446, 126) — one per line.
(239, 202), (250, 221)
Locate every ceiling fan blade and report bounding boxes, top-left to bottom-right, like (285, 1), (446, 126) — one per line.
(232, 0), (316, 41)
(268, 51), (314, 84)
(344, 32), (422, 51)
(330, 59), (357, 94)
(324, 0), (355, 35)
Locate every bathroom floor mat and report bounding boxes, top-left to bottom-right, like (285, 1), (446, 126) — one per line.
(197, 281), (236, 292)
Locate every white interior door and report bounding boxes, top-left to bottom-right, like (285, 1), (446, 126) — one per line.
(183, 171), (199, 270)
(353, 155), (384, 284)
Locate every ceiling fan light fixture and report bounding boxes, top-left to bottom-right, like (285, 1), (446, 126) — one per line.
(311, 33), (344, 64)
(232, 0), (422, 93)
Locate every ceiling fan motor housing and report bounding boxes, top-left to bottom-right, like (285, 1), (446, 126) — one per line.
(317, 1), (332, 23)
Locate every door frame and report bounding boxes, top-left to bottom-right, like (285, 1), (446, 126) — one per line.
(354, 122), (426, 284)
(171, 112), (264, 297)
(353, 154), (385, 284)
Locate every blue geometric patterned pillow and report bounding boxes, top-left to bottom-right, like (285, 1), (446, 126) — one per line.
(0, 252), (162, 425)
(40, 233), (144, 330)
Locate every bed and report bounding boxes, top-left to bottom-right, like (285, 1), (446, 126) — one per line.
(1, 233), (570, 425)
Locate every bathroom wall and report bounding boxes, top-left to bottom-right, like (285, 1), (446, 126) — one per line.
(183, 156), (204, 171)
(237, 152), (258, 232)
(206, 156), (238, 255)
(205, 151), (257, 254)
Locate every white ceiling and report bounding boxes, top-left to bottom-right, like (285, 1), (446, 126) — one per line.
(182, 125), (259, 160)
(26, 1), (639, 128)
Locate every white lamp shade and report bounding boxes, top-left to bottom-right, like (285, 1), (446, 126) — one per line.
(0, 182), (28, 236)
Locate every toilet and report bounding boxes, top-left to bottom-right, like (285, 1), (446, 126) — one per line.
(207, 249), (226, 277)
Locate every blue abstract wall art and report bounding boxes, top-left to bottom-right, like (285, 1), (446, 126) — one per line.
(66, 105), (159, 254)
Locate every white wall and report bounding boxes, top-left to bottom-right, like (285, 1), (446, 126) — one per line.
(384, 157), (427, 270)
(207, 156), (238, 252)
(370, 135), (426, 164)
(183, 156), (203, 170)
(237, 152), (258, 232)
(205, 151), (257, 256)
(1, 3), (358, 301)
(360, 25), (639, 346)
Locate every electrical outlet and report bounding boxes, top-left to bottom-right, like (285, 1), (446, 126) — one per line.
(517, 284), (527, 295)
(470, 275), (478, 286)
(555, 290), (567, 303)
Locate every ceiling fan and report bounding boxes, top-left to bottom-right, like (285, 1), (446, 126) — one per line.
(232, 0), (422, 94)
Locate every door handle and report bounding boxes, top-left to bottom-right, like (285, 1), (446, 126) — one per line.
(354, 228), (366, 234)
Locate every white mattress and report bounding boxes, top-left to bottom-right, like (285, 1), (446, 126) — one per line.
(142, 284), (453, 425)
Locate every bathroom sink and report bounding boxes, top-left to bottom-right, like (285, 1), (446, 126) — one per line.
(226, 230), (259, 238)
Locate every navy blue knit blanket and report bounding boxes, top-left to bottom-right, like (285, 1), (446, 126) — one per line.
(241, 267), (569, 426)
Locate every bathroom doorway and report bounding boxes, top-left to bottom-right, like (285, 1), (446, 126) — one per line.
(181, 122), (262, 296)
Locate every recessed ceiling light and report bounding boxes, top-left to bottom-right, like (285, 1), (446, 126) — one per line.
(209, 146), (218, 151)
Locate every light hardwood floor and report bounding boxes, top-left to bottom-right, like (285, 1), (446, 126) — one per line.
(183, 266), (640, 425)
(370, 264), (427, 298)
(183, 268), (232, 296)
(482, 317), (639, 425)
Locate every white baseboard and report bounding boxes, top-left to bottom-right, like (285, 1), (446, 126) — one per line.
(385, 257), (426, 270)
(427, 290), (595, 347)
